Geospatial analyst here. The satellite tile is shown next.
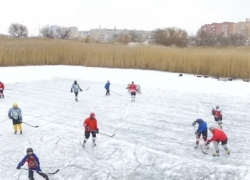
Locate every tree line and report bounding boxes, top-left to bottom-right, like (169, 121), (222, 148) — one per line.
(6, 23), (250, 47)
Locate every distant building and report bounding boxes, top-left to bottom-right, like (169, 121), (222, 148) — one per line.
(89, 27), (153, 41)
(199, 18), (250, 37)
(68, 26), (79, 38)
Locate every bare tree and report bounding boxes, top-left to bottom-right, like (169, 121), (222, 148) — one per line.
(40, 26), (53, 38)
(8, 23), (28, 38)
(154, 27), (187, 47)
(119, 34), (131, 44)
(58, 27), (71, 39)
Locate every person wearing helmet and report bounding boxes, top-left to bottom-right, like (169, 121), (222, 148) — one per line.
(212, 105), (223, 128)
(104, 80), (111, 96)
(206, 127), (230, 157)
(16, 148), (49, 180)
(126, 81), (138, 102)
(71, 80), (82, 101)
(8, 103), (23, 134)
(82, 113), (99, 147)
(0, 81), (4, 98)
(192, 119), (208, 149)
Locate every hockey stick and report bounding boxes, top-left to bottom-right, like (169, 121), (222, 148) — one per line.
(110, 90), (122, 96)
(22, 122), (39, 128)
(4, 89), (13, 90)
(200, 145), (208, 154)
(21, 168), (60, 175)
(99, 132), (115, 137)
(81, 87), (89, 91)
(92, 131), (115, 137)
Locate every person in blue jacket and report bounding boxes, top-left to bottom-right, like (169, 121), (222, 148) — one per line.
(192, 119), (208, 149)
(105, 80), (111, 96)
(17, 148), (49, 180)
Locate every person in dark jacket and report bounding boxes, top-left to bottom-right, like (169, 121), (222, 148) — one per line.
(192, 119), (208, 149)
(104, 80), (111, 96)
(17, 148), (49, 180)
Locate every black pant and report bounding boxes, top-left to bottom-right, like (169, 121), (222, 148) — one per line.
(29, 170), (48, 180)
(197, 130), (207, 138)
(131, 92), (136, 96)
(74, 92), (78, 97)
(214, 117), (222, 121)
(106, 89), (110, 95)
(216, 139), (228, 145)
(0, 90), (3, 97)
(85, 131), (96, 139)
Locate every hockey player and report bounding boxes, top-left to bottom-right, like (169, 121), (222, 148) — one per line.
(206, 127), (230, 157)
(83, 113), (99, 147)
(105, 80), (111, 96)
(17, 148), (49, 180)
(71, 80), (82, 101)
(192, 119), (208, 149)
(126, 81), (138, 102)
(0, 81), (4, 98)
(212, 105), (223, 128)
(8, 103), (23, 134)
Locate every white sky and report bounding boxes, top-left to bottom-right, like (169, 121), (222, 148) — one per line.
(0, 0), (249, 36)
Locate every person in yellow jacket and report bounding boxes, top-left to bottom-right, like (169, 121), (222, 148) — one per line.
(8, 103), (23, 134)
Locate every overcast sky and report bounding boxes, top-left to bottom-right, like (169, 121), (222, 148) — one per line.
(0, 0), (249, 36)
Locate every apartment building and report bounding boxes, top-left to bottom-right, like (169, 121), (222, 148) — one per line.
(199, 18), (250, 37)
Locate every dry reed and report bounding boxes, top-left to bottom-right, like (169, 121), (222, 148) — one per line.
(0, 38), (250, 79)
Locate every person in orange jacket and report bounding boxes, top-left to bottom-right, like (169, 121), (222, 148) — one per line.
(82, 113), (99, 147)
(0, 81), (5, 98)
(126, 81), (138, 102)
(206, 127), (230, 156)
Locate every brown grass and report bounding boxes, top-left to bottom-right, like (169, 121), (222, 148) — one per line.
(0, 38), (250, 78)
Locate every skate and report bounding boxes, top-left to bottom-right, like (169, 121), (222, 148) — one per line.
(75, 98), (78, 102)
(226, 150), (230, 155)
(20, 131), (22, 134)
(194, 145), (198, 149)
(213, 152), (219, 157)
(82, 140), (86, 147)
(93, 140), (96, 146)
(14, 131), (17, 134)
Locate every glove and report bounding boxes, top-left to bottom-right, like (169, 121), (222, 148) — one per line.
(16, 165), (21, 170)
(192, 121), (196, 126)
(9, 116), (13, 120)
(71, 89), (73, 93)
(96, 128), (99, 134)
(19, 120), (22, 123)
(80, 89), (82, 92)
(86, 126), (91, 131)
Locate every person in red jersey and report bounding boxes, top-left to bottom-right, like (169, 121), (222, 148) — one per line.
(212, 105), (223, 128)
(126, 81), (138, 102)
(206, 127), (230, 157)
(0, 81), (4, 98)
(82, 112), (99, 147)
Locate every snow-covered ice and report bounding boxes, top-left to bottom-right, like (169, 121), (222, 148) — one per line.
(0, 65), (250, 180)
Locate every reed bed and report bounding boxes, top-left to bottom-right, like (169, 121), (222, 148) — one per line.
(0, 38), (250, 79)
